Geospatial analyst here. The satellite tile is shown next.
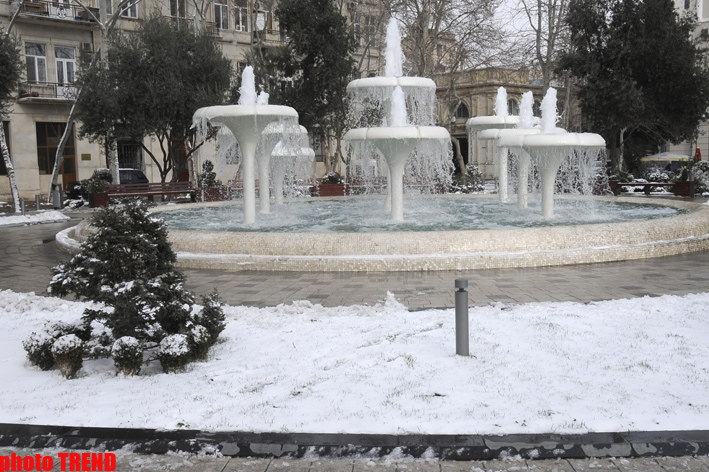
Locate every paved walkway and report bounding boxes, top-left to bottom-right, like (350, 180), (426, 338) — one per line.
(2, 217), (709, 309)
(3, 448), (709, 471)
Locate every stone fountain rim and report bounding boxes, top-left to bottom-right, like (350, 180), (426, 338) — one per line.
(193, 104), (299, 120)
(466, 116), (520, 130)
(478, 127), (541, 140)
(59, 196), (709, 272)
(345, 126), (451, 141)
(346, 76), (436, 92)
(499, 132), (606, 148)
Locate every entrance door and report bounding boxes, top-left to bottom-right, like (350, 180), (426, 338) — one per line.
(36, 122), (76, 186)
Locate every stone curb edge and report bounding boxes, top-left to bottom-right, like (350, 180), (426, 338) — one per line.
(1, 424), (708, 461)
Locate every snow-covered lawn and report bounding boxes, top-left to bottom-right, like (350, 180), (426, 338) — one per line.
(2, 289), (709, 435)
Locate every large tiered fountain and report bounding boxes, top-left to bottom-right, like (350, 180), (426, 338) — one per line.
(499, 88), (606, 218)
(344, 18), (452, 221)
(193, 67), (299, 224)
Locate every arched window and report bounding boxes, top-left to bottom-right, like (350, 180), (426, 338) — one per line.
(508, 99), (519, 116)
(455, 103), (470, 119)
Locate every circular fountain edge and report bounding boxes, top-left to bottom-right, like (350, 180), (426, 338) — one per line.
(58, 196), (709, 272)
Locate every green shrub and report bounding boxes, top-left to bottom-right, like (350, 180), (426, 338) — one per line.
(197, 160), (222, 188)
(23, 321), (90, 370)
(450, 164), (484, 193)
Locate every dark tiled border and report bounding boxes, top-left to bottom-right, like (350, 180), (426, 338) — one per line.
(1, 424), (708, 460)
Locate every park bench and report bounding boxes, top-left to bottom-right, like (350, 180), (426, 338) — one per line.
(609, 180), (694, 198)
(104, 181), (196, 201)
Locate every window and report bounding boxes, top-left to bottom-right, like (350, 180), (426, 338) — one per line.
(117, 139), (143, 169)
(55, 46), (75, 85)
(171, 0), (186, 18)
(25, 43), (47, 83)
(0, 122), (9, 176)
(255, 10), (269, 31)
(214, 0), (228, 29)
(455, 103), (470, 119)
(36, 123), (75, 175)
(685, 0), (690, 9)
(121, 0), (138, 18)
(105, 0), (138, 17)
(508, 98), (519, 116)
(235, 0), (248, 31)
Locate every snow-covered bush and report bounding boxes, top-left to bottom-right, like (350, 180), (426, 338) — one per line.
(111, 336), (143, 376)
(51, 334), (84, 379)
(23, 321), (90, 370)
(33, 199), (227, 376)
(158, 334), (191, 373)
(188, 325), (212, 361)
(449, 164), (484, 193)
(693, 160), (709, 194)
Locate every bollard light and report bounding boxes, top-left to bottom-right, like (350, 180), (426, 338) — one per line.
(455, 278), (469, 356)
(20, 198), (26, 216)
(35, 194), (41, 211)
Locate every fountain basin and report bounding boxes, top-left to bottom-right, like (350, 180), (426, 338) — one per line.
(347, 76), (436, 94)
(58, 196), (709, 272)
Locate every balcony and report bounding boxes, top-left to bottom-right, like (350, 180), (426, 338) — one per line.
(18, 82), (77, 103)
(253, 29), (288, 47)
(18, 0), (100, 25)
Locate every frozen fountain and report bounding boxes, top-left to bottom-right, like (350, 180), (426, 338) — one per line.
(270, 126), (314, 205)
(193, 66), (299, 224)
(478, 91), (541, 203)
(344, 19), (452, 221)
(499, 88), (605, 218)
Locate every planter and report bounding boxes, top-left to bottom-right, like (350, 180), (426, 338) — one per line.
(315, 183), (346, 197)
(88, 192), (108, 208)
(673, 180), (695, 197)
(198, 186), (230, 202)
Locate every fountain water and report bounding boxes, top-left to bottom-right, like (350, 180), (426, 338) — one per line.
(193, 66), (299, 224)
(344, 19), (452, 221)
(499, 88), (605, 218)
(270, 126), (314, 205)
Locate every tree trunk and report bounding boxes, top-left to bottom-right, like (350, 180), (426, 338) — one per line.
(451, 136), (466, 176)
(0, 124), (20, 213)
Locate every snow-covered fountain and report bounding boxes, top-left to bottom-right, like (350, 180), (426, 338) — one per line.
(478, 91), (542, 204)
(499, 88), (606, 218)
(344, 18), (452, 221)
(193, 67), (299, 224)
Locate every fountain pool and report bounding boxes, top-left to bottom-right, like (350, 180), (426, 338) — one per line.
(59, 196), (709, 272)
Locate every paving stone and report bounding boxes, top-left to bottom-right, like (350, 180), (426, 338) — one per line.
(267, 458), (313, 472)
(353, 460), (398, 472)
(224, 457), (273, 472)
(395, 461), (441, 472)
(566, 458), (620, 471)
(310, 459), (354, 472)
(525, 459), (575, 472)
(114, 452), (230, 471)
(610, 457), (665, 472)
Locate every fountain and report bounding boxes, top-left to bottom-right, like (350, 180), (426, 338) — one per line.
(344, 19), (452, 221)
(478, 91), (541, 203)
(193, 66), (299, 224)
(56, 17), (709, 273)
(499, 88), (605, 218)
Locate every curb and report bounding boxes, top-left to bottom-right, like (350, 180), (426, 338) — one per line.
(1, 424), (709, 460)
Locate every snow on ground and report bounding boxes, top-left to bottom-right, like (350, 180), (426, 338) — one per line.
(2, 289), (709, 435)
(0, 211), (70, 226)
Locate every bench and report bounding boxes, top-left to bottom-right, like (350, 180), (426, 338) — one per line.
(104, 181), (196, 201)
(609, 180), (694, 197)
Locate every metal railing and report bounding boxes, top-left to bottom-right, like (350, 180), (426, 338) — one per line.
(19, 0), (99, 22)
(19, 82), (77, 101)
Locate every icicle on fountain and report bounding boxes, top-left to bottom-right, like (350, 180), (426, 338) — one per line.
(499, 88), (605, 218)
(466, 87), (521, 178)
(257, 122), (309, 214)
(344, 18), (451, 221)
(270, 126), (314, 205)
(193, 66), (299, 224)
(478, 91), (541, 203)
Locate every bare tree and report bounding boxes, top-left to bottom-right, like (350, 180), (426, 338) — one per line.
(513, 0), (570, 93)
